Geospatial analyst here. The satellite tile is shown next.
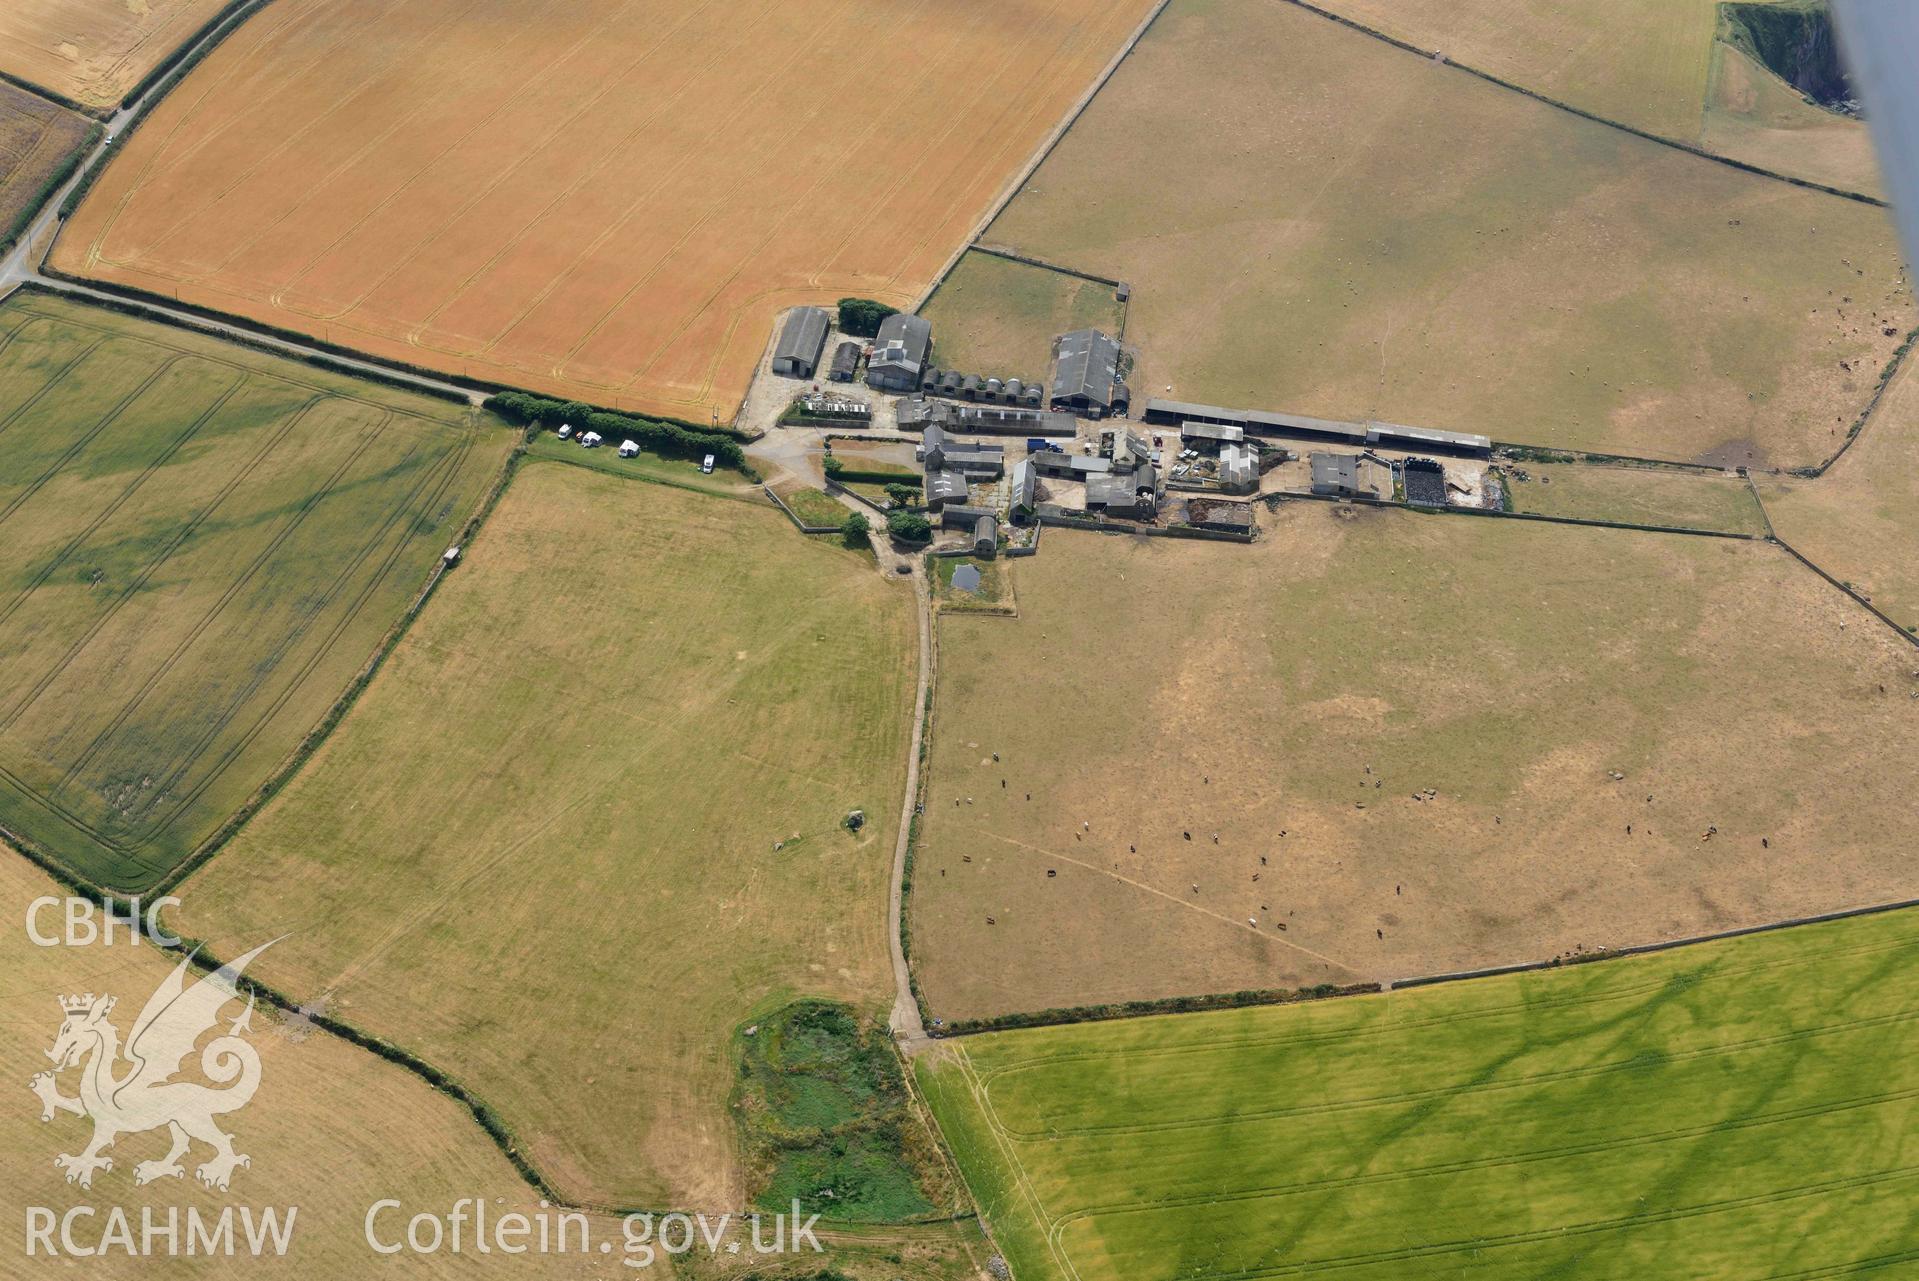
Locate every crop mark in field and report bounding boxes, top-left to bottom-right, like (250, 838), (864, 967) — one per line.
(0, 373), (247, 634)
(141, 433), (474, 840)
(0, 388), (327, 738)
(0, 334), (110, 446)
(983, 997), (1919, 1144)
(50, 409), (401, 791)
(0, 353), (186, 531)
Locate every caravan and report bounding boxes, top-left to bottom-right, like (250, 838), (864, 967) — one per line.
(618, 439), (639, 458)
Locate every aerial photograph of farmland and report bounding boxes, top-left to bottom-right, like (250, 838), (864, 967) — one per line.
(9, 0), (1919, 1278)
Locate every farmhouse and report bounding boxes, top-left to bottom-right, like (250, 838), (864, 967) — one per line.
(1050, 328), (1122, 417)
(867, 314), (933, 392)
(916, 424), (1005, 478)
(772, 307), (831, 378)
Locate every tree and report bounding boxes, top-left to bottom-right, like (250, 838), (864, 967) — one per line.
(886, 510), (931, 543)
(883, 483), (919, 508)
(837, 297), (899, 338)
(840, 511), (871, 547)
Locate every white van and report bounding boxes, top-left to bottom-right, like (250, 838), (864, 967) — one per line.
(700, 454), (715, 474)
(556, 423), (572, 440)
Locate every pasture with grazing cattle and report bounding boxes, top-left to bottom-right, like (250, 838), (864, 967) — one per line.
(0, 291), (507, 892)
(177, 462), (921, 1210)
(919, 905), (1919, 1281)
(53, 0), (1159, 423)
(910, 508), (1919, 1024)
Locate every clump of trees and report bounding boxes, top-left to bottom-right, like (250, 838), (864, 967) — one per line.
(837, 298), (899, 338)
(485, 392), (744, 468)
(886, 510), (931, 543)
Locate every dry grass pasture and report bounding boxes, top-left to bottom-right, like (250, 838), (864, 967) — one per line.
(0, 849), (624, 1278)
(54, 0), (1159, 423)
(919, 252), (1123, 384)
(1702, 33), (1883, 198)
(969, 0), (1909, 470)
(1310, 0), (1721, 141)
(1310, 0), (1881, 195)
(0, 0), (230, 111)
(0, 291), (508, 892)
(919, 907), (1919, 1281)
(1760, 358), (1919, 634)
(0, 79), (90, 247)
(1503, 462), (1768, 535)
(177, 462), (919, 1210)
(910, 508), (1919, 1023)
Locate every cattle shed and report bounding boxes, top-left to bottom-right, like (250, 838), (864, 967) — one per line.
(1366, 423), (1493, 458)
(1050, 328), (1122, 417)
(772, 306), (831, 378)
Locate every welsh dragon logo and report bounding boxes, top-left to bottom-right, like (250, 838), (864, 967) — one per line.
(28, 941), (276, 1192)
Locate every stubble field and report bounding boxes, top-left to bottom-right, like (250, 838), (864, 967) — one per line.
(963, 0), (1910, 469)
(53, 0), (1159, 423)
(0, 0), (230, 111)
(175, 462), (920, 1210)
(0, 291), (508, 892)
(919, 905), (1919, 1281)
(0, 80), (90, 249)
(0, 848), (625, 1279)
(910, 508), (1919, 1023)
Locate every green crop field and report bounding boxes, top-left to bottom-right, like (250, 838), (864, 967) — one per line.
(176, 461), (920, 1209)
(0, 291), (508, 891)
(964, 0), (1909, 470)
(920, 906), (1919, 1281)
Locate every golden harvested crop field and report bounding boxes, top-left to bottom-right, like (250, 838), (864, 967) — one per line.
(910, 508), (1919, 1024)
(177, 462), (919, 1210)
(0, 848), (621, 1278)
(0, 79), (89, 247)
(0, 0), (230, 112)
(970, 0), (1911, 470)
(54, 0), (1159, 423)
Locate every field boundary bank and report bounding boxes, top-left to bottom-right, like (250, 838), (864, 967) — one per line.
(1740, 468), (1919, 648)
(116, 0), (263, 113)
(1497, 444), (1742, 475)
(1274, 0), (1887, 208)
(152, 442), (528, 899)
(0, 68), (91, 118)
(1264, 489), (1764, 540)
(922, 894), (1919, 1038)
(51, 0), (277, 224)
(0, 124), (100, 259)
(910, 0), (1176, 313)
(14, 281), (474, 405)
(1796, 328), (1919, 478)
(967, 244), (1121, 289)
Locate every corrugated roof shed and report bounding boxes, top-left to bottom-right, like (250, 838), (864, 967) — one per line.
(772, 306), (831, 375)
(1050, 328), (1120, 411)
